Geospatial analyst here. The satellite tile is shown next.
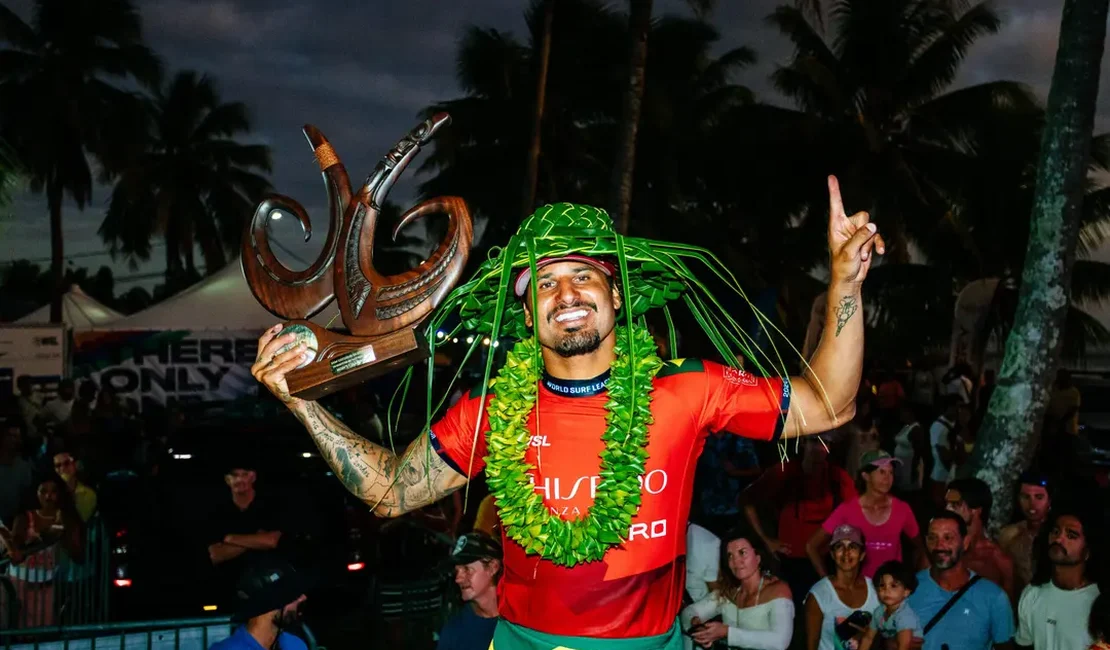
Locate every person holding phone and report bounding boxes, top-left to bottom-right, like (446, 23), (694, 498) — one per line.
(681, 526), (795, 650)
(806, 524), (880, 650)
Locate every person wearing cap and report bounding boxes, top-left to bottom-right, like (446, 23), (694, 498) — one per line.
(252, 180), (884, 646)
(206, 459), (286, 610)
(209, 556), (310, 650)
(808, 450), (924, 579)
(437, 532), (503, 650)
(999, 472), (1052, 597)
(945, 478), (1014, 602)
(805, 523), (879, 650)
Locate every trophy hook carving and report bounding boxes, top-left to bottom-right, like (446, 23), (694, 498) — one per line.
(334, 113), (473, 337)
(241, 126), (350, 319)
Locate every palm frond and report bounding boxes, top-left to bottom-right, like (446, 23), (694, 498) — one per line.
(909, 81), (1040, 151)
(1071, 259), (1110, 305)
(455, 27), (528, 98)
(766, 5), (841, 70)
(1063, 304), (1110, 362)
(898, 2), (1002, 109)
(1089, 133), (1110, 172)
(192, 102), (251, 141)
(0, 4), (38, 49)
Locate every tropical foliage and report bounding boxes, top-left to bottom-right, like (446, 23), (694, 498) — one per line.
(0, 0), (162, 321)
(99, 71), (272, 279)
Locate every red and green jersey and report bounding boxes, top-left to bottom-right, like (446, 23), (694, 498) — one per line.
(429, 358), (790, 639)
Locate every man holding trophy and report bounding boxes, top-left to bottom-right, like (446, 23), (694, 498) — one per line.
(246, 115), (882, 649)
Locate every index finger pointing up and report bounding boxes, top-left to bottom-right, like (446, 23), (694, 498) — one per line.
(828, 175), (845, 219)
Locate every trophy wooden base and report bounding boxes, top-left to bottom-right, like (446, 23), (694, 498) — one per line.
(278, 321), (428, 401)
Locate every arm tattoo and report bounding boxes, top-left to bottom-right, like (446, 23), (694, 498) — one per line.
(291, 402), (465, 517)
(833, 295), (858, 337)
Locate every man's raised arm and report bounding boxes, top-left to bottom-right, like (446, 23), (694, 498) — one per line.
(251, 325), (468, 517)
(784, 176), (885, 438)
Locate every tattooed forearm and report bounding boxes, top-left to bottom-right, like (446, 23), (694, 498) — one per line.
(833, 295), (858, 337)
(290, 402), (466, 517)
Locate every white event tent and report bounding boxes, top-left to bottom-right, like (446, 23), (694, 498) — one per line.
(16, 285), (124, 328)
(93, 257), (341, 331)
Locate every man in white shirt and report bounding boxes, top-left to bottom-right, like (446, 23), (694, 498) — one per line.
(684, 523), (720, 650)
(1015, 509), (1101, 650)
(928, 396), (959, 506)
(43, 379), (76, 431)
(686, 522), (720, 602)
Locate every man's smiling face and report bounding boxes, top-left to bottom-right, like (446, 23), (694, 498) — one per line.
(523, 261), (621, 358)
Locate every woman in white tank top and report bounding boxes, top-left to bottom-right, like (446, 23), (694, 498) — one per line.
(804, 524), (878, 650)
(682, 527), (795, 650)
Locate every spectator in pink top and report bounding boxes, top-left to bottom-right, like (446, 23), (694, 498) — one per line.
(806, 450), (926, 578)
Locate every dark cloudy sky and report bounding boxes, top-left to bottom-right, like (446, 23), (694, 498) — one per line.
(0, 0), (1099, 291)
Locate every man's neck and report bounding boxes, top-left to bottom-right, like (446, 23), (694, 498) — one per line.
(245, 617), (279, 649)
(931, 563), (971, 591)
(233, 490), (256, 510)
(1026, 518), (1045, 535)
(1052, 563), (1089, 590)
(66, 477), (78, 491)
(539, 333), (617, 380)
(469, 590), (499, 619)
(967, 519), (984, 547)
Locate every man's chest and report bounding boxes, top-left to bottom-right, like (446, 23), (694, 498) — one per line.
(522, 393), (703, 517)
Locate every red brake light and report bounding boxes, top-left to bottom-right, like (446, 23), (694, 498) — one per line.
(114, 579), (132, 588)
(346, 562), (365, 572)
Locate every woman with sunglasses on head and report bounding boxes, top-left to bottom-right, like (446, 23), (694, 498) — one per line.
(682, 526), (795, 650)
(805, 524), (879, 650)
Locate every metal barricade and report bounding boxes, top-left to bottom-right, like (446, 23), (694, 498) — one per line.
(0, 515), (110, 629)
(0, 617), (320, 650)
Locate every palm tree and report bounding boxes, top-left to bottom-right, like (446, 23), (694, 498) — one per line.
(99, 71), (272, 279)
(0, 0), (162, 322)
(758, 0), (1039, 261)
(522, 0), (556, 216)
(968, 0), (1109, 530)
(418, 0), (625, 242)
(609, 0), (714, 234)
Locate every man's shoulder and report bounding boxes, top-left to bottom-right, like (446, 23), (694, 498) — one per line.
(210, 628), (258, 650)
(277, 632), (307, 650)
(655, 358), (708, 379)
(997, 523), (1023, 545)
(968, 572), (1008, 601)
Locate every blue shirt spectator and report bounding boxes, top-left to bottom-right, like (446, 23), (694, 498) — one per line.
(908, 570), (1013, 650)
(210, 626), (307, 650)
(437, 605), (499, 650)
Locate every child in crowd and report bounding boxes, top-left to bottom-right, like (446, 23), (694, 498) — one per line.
(858, 561), (922, 650)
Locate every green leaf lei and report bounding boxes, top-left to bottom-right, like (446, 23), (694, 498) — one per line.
(483, 323), (663, 566)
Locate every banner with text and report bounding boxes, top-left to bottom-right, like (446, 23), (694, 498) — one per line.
(0, 325), (68, 397)
(72, 330), (260, 409)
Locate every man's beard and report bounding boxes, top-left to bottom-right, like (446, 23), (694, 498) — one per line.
(553, 328), (602, 358)
(929, 548), (961, 569)
(1048, 543), (1085, 566)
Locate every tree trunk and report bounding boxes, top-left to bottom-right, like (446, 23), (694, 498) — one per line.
(523, 0), (555, 216)
(610, 0), (652, 235)
(48, 179), (64, 324)
(965, 0), (1109, 534)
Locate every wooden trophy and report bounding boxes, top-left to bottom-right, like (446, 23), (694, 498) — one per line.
(241, 113), (473, 400)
